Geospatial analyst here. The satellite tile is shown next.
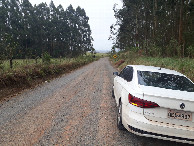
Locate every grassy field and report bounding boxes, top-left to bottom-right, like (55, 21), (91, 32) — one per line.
(110, 51), (194, 82)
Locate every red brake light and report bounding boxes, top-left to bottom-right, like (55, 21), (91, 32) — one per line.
(128, 93), (159, 108)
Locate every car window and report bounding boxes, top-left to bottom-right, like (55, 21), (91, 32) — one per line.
(119, 67), (126, 78)
(119, 66), (133, 82)
(137, 71), (194, 92)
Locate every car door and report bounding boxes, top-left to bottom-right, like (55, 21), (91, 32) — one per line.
(114, 67), (126, 105)
(114, 66), (134, 105)
(120, 66), (134, 105)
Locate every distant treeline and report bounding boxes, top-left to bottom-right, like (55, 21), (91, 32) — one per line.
(0, 0), (93, 59)
(110, 0), (194, 58)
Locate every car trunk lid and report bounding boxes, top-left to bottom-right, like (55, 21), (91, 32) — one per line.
(139, 85), (194, 125)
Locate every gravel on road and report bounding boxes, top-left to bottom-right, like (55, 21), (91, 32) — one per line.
(0, 58), (186, 146)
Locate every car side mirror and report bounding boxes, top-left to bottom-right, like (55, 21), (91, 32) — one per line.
(113, 72), (119, 76)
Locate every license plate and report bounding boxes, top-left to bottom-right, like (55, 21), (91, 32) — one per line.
(168, 109), (192, 121)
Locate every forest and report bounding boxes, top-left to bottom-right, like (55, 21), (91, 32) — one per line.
(0, 0), (93, 59)
(110, 0), (194, 58)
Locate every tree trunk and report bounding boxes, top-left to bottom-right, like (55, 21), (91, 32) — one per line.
(153, 0), (157, 38)
(135, 13), (139, 47)
(145, 1), (149, 55)
(10, 58), (13, 69)
(179, 0), (184, 57)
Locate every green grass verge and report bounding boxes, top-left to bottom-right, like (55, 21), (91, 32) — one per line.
(0, 58), (79, 71)
(1, 53), (108, 71)
(0, 55), (101, 89)
(110, 51), (194, 82)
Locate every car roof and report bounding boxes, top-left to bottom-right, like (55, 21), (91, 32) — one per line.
(127, 65), (183, 76)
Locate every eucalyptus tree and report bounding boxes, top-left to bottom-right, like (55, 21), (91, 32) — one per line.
(66, 5), (77, 57)
(55, 4), (67, 57)
(8, 0), (23, 58)
(48, 0), (58, 56)
(0, 0), (9, 57)
(111, 0), (194, 57)
(0, 0), (93, 59)
(20, 0), (34, 58)
(76, 7), (93, 55)
(33, 2), (49, 57)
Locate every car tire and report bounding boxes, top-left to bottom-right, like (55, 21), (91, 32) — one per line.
(117, 101), (125, 130)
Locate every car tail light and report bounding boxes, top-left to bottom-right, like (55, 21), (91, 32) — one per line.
(128, 93), (159, 108)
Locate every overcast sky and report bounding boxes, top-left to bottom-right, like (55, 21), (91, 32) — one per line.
(30, 0), (122, 53)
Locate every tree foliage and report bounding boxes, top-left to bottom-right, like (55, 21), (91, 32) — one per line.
(111, 0), (194, 58)
(0, 0), (93, 59)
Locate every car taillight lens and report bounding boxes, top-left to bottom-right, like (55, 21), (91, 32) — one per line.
(128, 93), (159, 108)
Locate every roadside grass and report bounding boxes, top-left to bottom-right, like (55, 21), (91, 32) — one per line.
(110, 51), (194, 82)
(0, 55), (101, 91)
(1, 58), (77, 71)
(1, 53), (107, 72)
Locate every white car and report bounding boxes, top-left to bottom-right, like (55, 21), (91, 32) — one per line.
(113, 65), (194, 144)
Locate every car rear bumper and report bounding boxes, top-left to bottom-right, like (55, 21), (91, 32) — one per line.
(122, 105), (194, 144)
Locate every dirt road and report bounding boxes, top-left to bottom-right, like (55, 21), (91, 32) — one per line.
(0, 58), (186, 146)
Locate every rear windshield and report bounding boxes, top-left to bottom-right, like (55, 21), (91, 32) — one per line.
(137, 71), (194, 92)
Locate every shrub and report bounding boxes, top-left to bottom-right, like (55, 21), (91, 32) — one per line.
(0, 55), (5, 72)
(166, 39), (181, 57)
(0, 60), (4, 71)
(187, 46), (194, 58)
(148, 43), (162, 57)
(42, 52), (51, 64)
